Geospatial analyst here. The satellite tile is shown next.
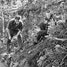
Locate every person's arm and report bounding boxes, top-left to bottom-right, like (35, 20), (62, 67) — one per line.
(11, 30), (21, 42)
(19, 22), (23, 31)
(17, 22), (23, 36)
(16, 30), (21, 37)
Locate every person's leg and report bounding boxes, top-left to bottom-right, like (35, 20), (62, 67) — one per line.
(17, 34), (23, 49)
(7, 39), (11, 53)
(7, 33), (13, 53)
(7, 57), (12, 67)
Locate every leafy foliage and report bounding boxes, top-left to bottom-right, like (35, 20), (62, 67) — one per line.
(0, 0), (67, 67)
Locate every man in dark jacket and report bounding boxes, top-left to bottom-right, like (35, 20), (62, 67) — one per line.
(36, 22), (49, 42)
(6, 15), (23, 53)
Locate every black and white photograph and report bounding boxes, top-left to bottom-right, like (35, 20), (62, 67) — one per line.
(0, 0), (67, 67)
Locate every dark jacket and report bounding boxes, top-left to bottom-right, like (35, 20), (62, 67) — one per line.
(8, 20), (23, 37)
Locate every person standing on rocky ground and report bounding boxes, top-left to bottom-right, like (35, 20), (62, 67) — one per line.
(6, 15), (23, 53)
